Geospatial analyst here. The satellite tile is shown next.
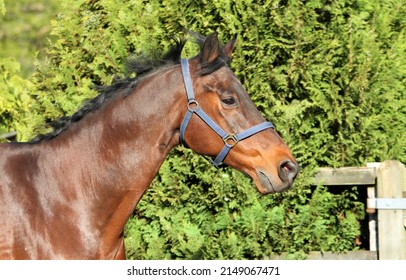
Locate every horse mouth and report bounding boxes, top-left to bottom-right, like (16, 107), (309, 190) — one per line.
(256, 170), (291, 194)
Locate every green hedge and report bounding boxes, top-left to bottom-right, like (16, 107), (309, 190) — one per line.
(1, 0), (405, 259)
(0, 0), (60, 78)
(0, 57), (33, 140)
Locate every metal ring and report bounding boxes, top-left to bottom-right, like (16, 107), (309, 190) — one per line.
(187, 100), (199, 112)
(223, 134), (238, 147)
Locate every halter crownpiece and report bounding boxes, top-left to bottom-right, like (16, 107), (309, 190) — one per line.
(179, 58), (275, 168)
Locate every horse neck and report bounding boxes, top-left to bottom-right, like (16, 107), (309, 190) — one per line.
(40, 66), (185, 246)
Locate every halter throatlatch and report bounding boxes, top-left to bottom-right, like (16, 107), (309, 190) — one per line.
(179, 59), (275, 168)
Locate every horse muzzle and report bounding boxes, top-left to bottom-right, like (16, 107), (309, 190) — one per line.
(256, 160), (299, 194)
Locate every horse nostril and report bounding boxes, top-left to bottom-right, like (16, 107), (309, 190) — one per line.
(278, 160), (299, 182)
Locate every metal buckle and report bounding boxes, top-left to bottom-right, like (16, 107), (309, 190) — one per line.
(223, 134), (238, 147)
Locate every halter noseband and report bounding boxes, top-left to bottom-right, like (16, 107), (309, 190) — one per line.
(179, 58), (274, 168)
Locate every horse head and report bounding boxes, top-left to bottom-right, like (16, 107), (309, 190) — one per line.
(179, 33), (299, 194)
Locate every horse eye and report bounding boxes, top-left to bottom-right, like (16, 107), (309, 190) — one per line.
(221, 97), (237, 106)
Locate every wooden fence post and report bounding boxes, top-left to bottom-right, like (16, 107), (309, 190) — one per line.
(377, 160), (406, 259)
(366, 162), (380, 252)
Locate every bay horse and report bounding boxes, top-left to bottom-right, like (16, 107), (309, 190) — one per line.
(0, 33), (299, 259)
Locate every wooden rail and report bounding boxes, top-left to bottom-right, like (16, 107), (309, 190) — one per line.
(313, 160), (406, 260)
(314, 166), (376, 185)
(0, 131), (17, 140)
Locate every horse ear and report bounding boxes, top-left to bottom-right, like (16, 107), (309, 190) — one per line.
(223, 35), (237, 59)
(200, 32), (221, 65)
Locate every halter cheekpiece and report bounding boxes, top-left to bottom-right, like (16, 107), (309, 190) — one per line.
(179, 58), (275, 168)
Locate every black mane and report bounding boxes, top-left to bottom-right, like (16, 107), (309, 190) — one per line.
(29, 33), (230, 143)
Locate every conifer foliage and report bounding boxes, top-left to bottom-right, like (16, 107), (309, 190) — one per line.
(1, 0), (405, 259)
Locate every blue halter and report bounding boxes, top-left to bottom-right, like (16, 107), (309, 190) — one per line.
(179, 58), (275, 168)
